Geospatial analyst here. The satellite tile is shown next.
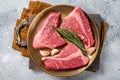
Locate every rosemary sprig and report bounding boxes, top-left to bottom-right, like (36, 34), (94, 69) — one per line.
(52, 26), (87, 56)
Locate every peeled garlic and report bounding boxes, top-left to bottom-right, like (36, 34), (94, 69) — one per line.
(39, 50), (50, 57)
(87, 47), (96, 55)
(51, 49), (60, 55)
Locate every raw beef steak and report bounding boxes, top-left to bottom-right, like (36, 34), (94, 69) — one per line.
(61, 7), (94, 49)
(42, 43), (89, 70)
(33, 12), (66, 49)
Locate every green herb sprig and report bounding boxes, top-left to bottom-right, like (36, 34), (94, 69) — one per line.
(52, 26), (87, 56)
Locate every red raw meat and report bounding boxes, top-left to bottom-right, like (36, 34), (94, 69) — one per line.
(33, 12), (66, 49)
(42, 43), (89, 70)
(61, 7), (94, 49)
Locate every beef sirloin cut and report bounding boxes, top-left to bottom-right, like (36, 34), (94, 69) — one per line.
(61, 7), (94, 49)
(42, 43), (89, 70)
(33, 12), (66, 49)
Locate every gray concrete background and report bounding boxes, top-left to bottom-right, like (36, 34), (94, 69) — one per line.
(0, 0), (120, 80)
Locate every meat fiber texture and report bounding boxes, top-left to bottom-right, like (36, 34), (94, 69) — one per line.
(33, 12), (66, 49)
(42, 43), (89, 70)
(61, 6), (94, 49)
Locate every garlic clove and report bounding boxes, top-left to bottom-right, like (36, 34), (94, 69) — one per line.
(87, 47), (96, 55)
(39, 50), (50, 57)
(51, 49), (60, 56)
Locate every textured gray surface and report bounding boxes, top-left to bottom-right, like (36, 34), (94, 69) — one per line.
(0, 0), (120, 80)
